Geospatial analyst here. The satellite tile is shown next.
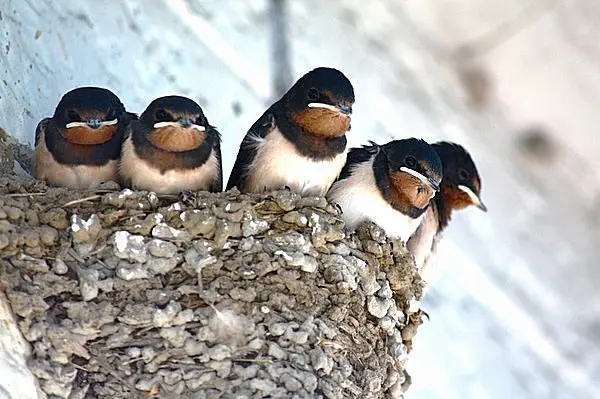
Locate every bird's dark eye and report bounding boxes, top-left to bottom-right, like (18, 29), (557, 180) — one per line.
(67, 110), (81, 122)
(458, 168), (469, 181)
(307, 87), (320, 101)
(154, 109), (171, 121)
(404, 156), (417, 168)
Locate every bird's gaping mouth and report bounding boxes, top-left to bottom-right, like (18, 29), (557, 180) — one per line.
(458, 185), (487, 212)
(153, 120), (206, 132)
(308, 102), (352, 116)
(65, 118), (118, 129)
(400, 166), (440, 192)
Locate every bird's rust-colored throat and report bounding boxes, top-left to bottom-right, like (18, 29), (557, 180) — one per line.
(62, 125), (117, 145)
(148, 126), (207, 152)
(389, 170), (435, 210)
(441, 185), (476, 211)
(293, 108), (351, 138)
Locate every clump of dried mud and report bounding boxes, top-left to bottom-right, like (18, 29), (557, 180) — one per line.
(0, 140), (425, 399)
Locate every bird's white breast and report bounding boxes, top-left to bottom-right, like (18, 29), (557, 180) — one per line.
(34, 131), (118, 190)
(406, 205), (439, 270)
(245, 128), (347, 196)
(326, 158), (425, 242)
(120, 137), (219, 195)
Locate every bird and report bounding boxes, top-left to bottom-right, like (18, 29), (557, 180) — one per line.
(226, 67), (354, 196)
(34, 86), (136, 189)
(406, 141), (486, 284)
(326, 139), (443, 242)
(119, 95), (222, 195)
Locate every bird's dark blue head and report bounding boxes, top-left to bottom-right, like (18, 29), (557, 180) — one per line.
(53, 86), (126, 131)
(382, 138), (443, 189)
(283, 67), (355, 138)
(375, 138), (443, 211)
(432, 141), (486, 211)
(137, 95), (218, 153)
(140, 95), (208, 130)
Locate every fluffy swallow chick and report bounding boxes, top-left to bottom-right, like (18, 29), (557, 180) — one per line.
(226, 67), (354, 196)
(119, 95), (222, 194)
(327, 139), (443, 242)
(406, 141), (485, 282)
(34, 86), (135, 189)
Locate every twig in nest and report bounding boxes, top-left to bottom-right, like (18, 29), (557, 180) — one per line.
(105, 338), (163, 350)
(5, 192), (46, 197)
(63, 195), (102, 207)
(133, 324), (157, 337)
(93, 189), (120, 194)
(122, 357), (143, 365)
(67, 248), (86, 264)
(232, 357), (274, 364)
(157, 193), (179, 200)
(70, 362), (91, 372)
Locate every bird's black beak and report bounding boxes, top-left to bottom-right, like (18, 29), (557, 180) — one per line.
(477, 201), (488, 212)
(428, 178), (440, 192)
(336, 104), (352, 115)
(87, 119), (102, 129)
(458, 185), (487, 212)
(180, 119), (193, 128)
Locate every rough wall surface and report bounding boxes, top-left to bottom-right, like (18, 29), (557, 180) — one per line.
(0, 291), (41, 399)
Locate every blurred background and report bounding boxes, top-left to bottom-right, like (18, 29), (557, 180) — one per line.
(1, 1), (599, 398)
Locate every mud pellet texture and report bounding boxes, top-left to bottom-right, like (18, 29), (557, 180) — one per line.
(1, 171), (425, 399)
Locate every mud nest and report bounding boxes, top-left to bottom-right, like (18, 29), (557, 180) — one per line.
(0, 162), (425, 398)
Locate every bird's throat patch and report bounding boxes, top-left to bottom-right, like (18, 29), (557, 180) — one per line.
(148, 127), (207, 153)
(62, 125), (117, 145)
(389, 170), (434, 212)
(441, 185), (474, 211)
(293, 108), (350, 138)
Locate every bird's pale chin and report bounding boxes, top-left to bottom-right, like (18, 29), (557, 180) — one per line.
(153, 121), (207, 132)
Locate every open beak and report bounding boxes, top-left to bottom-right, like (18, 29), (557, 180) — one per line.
(308, 102), (352, 116)
(65, 118), (118, 129)
(153, 120), (206, 132)
(400, 166), (440, 192)
(458, 185), (487, 212)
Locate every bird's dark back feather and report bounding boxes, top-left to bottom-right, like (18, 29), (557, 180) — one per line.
(336, 143), (378, 181)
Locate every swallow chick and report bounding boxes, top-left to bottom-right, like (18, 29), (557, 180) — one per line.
(226, 67), (354, 196)
(119, 95), (222, 194)
(327, 139), (443, 242)
(406, 141), (486, 283)
(34, 86), (136, 189)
